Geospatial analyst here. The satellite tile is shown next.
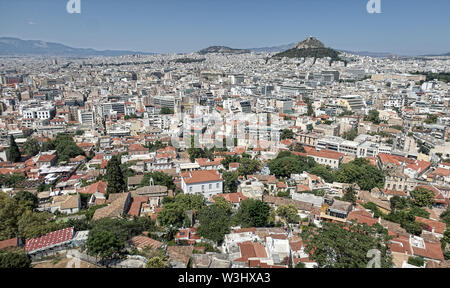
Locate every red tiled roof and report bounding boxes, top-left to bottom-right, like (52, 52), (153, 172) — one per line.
(415, 216), (447, 234)
(128, 196), (148, 217)
(304, 146), (343, 160)
(234, 241), (267, 264)
(0, 238), (19, 250)
(25, 227), (74, 253)
(37, 154), (56, 162)
(130, 235), (163, 250)
(181, 170), (222, 184)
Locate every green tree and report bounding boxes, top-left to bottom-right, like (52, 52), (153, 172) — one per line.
(22, 138), (40, 157)
(160, 107), (174, 115)
(52, 134), (85, 163)
(17, 210), (63, 239)
(343, 128), (358, 141)
(234, 199), (270, 228)
(237, 158), (261, 176)
(157, 202), (186, 228)
(146, 256), (165, 268)
(440, 206), (450, 226)
(13, 191), (38, 210)
(0, 249), (31, 268)
(0, 192), (26, 240)
(424, 114), (437, 124)
(87, 229), (124, 260)
(342, 186), (357, 205)
(307, 165), (336, 183)
(268, 153), (316, 178)
(364, 110), (381, 124)
(407, 256), (424, 267)
(280, 129), (294, 140)
(410, 188), (434, 208)
(197, 204), (231, 244)
(140, 171), (175, 191)
(222, 171), (238, 193)
(291, 143), (306, 153)
(302, 222), (392, 268)
(212, 196), (232, 215)
(335, 158), (384, 191)
(6, 135), (21, 163)
(276, 205), (300, 224)
(105, 156), (126, 195)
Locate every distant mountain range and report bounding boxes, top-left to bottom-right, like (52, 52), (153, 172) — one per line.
(422, 52), (450, 57)
(198, 46), (250, 55)
(1, 36), (447, 58)
(247, 43), (296, 53)
(0, 37), (155, 57)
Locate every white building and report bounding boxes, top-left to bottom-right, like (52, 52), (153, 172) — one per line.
(181, 170), (223, 198)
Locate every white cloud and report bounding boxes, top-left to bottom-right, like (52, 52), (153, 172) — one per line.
(28, 21), (36, 25)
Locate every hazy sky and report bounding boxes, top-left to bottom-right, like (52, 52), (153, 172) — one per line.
(0, 0), (449, 55)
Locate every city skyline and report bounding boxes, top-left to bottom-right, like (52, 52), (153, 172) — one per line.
(0, 0), (449, 55)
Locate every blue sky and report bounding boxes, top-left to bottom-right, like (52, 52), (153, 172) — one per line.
(0, 0), (449, 55)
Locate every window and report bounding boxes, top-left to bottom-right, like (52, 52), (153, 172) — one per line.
(209, 184), (212, 190)
(216, 183), (219, 188)
(202, 185), (205, 191)
(189, 187), (192, 193)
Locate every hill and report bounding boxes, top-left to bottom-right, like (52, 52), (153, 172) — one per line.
(272, 37), (341, 61)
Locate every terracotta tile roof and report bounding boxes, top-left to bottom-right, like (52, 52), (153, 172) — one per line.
(430, 168), (450, 177)
(213, 192), (247, 204)
(0, 238), (19, 250)
(304, 147), (343, 160)
(128, 196), (148, 217)
(348, 210), (378, 226)
(25, 227), (74, 253)
(78, 181), (107, 195)
(234, 241), (268, 264)
(181, 170), (222, 184)
(412, 241), (444, 261)
(128, 144), (148, 152)
(415, 216), (447, 234)
(383, 189), (408, 197)
(37, 154), (56, 162)
(130, 235), (163, 250)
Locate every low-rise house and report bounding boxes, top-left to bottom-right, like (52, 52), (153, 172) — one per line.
(212, 192), (247, 209)
(133, 185), (168, 208)
(320, 198), (353, 223)
(36, 154), (57, 168)
(38, 193), (81, 214)
(25, 227), (74, 260)
(389, 235), (444, 266)
(92, 192), (132, 221)
(415, 216), (447, 239)
(130, 235), (164, 250)
(175, 227), (201, 245)
(127, 174), (144, 190)
(181, 170), (223, 198)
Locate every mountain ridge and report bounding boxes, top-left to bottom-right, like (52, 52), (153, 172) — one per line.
(0, 37), (155, 57)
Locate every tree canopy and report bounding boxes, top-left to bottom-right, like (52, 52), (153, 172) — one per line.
(302, 222), (392, 268)
(22, 137), (40, 157)
(105, 156), (126, 195)
(6, 135), (21, 163)
(197, 204), (231, 244)
(234, 199), (271, 228)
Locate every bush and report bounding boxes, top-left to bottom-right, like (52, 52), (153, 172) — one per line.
(407, 256), (424, 267)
